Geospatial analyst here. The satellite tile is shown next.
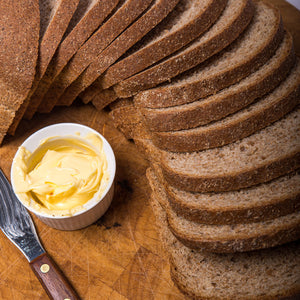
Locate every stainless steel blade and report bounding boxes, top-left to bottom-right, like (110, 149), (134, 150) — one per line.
(0, 168), (45, 262)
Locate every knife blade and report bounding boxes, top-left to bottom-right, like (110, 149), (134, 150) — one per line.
(0, 168), (80, 300)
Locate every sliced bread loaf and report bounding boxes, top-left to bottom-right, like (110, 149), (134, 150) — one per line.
(99, 0), (227, 90)
(133, 1), (284, 108)
(7, 0), (80, 135)
(140, 30), (295, 132)
(24, 0), (120, 119)
(0, 0), (39, 144)
(56, 0), (181, 107)
(37, 0), (153, 113)
(136, 108), (300, 193)
(147, 168), (300, 253)
(152, 59), (300, 152)
(153, 164), (300, 225)
(150, 192), (300, 300)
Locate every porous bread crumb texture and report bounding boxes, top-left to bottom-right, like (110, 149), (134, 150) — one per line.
(115, 0), (255, 98)
(149, 190), (300, 300)
(152, 59), (300, 152)
(39, 0), (60, 39)
(141, 31), (295, 132)
(100, 0), (225, 89)
(162, 109), (300, 177)
(148, 168), (300, 253)
(134, 0), (283, 108)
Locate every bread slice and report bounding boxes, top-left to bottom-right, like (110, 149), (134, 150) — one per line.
(37, 0), (153, 114)
(147, 167), (300, 253)
(7, 0), (80, 136)
(152, 164), (300, 225)
(135, 108), (300, 193)
(152, 59), (300, 152)
(24, 0), (120, 119)
(99, 0), (227, 90)
(149, 174), (300, 299)
(133, 1), (284, 108)
(56, 0), (181, 108)
(0, 0), (39, 144)
(140, 30), (296, 132)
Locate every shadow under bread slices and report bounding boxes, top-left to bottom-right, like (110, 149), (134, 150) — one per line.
(133, 0), (284, 108)
(148, 170), (300, 299)
(140, 30), (295, 132)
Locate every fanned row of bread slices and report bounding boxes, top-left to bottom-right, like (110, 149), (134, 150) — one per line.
(0, 0), (299, 298)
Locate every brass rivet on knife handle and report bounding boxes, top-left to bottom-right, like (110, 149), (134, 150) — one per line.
(30, 253), (80, 300)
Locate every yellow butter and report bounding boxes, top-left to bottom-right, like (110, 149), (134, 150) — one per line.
(12, 134), (109, 216)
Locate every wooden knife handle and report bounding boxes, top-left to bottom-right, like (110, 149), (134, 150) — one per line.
(30, 253), (80, 300)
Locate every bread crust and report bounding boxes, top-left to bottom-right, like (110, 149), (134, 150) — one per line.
(140, 31), (295, 132)
(115, 0), (255, 98)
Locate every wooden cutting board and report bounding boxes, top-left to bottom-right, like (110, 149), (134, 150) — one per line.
(0, 1), (299, 299)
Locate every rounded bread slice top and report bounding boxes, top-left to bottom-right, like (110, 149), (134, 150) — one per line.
(134, 0), (283, 108)
(140, 30), (295, 132)
(161, 108), (300, 192)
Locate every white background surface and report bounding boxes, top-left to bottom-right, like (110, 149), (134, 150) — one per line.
(286, 0), (300, 10)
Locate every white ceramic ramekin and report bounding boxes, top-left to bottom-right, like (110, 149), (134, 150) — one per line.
(11, 123), (116, 230)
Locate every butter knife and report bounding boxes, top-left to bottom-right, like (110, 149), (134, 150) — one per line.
(0, 168), (80, 300)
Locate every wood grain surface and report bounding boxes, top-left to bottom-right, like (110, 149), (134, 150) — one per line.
(0, 1), (299, 299)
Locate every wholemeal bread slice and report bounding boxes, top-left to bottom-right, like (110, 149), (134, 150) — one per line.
(135, 108), (300, 193)
(152, 164), (300, 225)
(24, 0), (120, 120)
(7, 0), (80, 135)
(147, 168), (300, 253)
(115, 0), (285, 99)
(37, 0), (153, 114)
(151, 59), (300, 152)
(56, 0), (181, 108)
(140, 30), (296, 132)
(0, 0), (39, 144)
(99, 0), (228, 90)
(150, 192), (300, 299)
(133, 1), (284, 108)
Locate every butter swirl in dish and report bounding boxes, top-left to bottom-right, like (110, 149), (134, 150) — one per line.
(11, 123), (116, 230)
